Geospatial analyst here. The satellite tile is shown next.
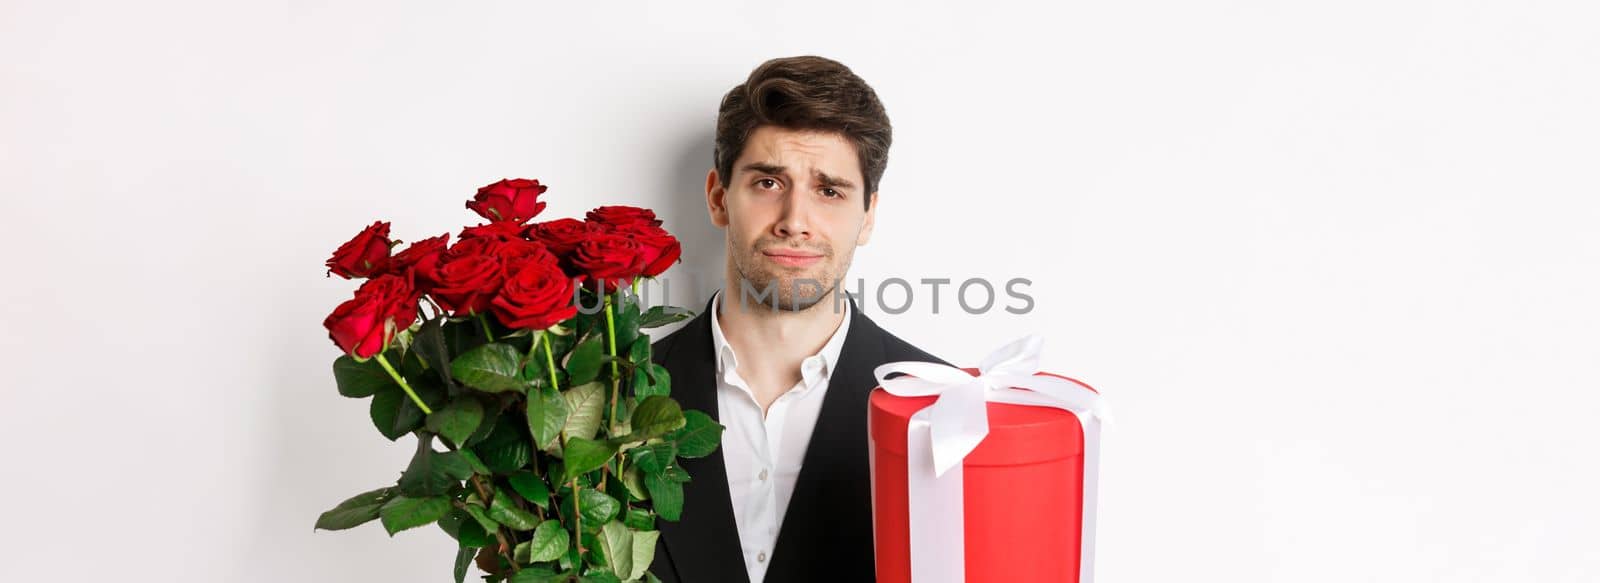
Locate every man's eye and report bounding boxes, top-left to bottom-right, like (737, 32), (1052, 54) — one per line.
(756, 178), (778, 189)
(822, 188), (841, 198)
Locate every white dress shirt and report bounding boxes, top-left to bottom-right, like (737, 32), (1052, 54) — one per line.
(709, 288), (852, 583)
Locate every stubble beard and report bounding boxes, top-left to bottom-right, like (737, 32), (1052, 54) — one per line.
(730, 247), (844, 316)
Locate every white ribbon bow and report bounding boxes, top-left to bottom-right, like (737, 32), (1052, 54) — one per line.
(873, 334), (1109, 583)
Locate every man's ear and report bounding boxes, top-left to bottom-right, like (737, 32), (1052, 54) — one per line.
(707, 168), (729, 228)
(856, 190), (877, 246)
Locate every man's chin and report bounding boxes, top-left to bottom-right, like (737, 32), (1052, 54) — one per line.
(732, 276), (838, 313)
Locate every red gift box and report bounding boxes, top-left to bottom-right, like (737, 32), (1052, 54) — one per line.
(869, 363), (1102, 583)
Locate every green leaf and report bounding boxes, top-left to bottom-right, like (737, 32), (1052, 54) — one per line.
(661, 463), (692, 484)
(435, 451), (470, 483)
(511, 567), (570, 583)
(632, 366), (667, 402)
(378, 495), (451, 535)
(563, 534), (581, 572)
(561, 382), (607, 441)
(598, 522), (634, 580)
(398, 437), (474, 497)
(401, 345), (427, 379)
(369, 384), (425, 441)
(561, 437), (619, 483)
(415, 317), (457, 388)
(458, 448), (492, 475)
(528, 385), (569, 450)
(564, 334), (606, 386)
(579, 572), (622, 583)
(628, 396), (686, 441)
(571, 488), (620, 526)
(427, 397), (485, 448)
(602, 459), (633, 504)
(438, 508), (492, 548)
(614, 300), (641, 353)
(464, 399), (502, 447)
(643, 473), (683, 522)
(487, 487), (540, 531)
(628, 529), (660, 581)
(507, 470), (551, 509)
(444, 318), (489, 358)
(520, 331), (551, 382)
(463, 501), (500, 535)
(609, 397), (635, 436)
(522, 519), (569, 563)
(472, 416), (533, 474)
(453, 546), (474, 583)
(452, 343), (530, 393)
(622, 507), (654, 531)
(627, 443), (675, 476)
(313, 486), (396, 531)
(458, 521), (491, 548)
(501, 328), (536, 359)
(412, 373), (450, 406)
(582, 530), (603, 566)
(642, 363), (671, 390)
(639, 305), (693, 328)
(333, 354), (396, 398)
(621, 465), (649, 503)
(626, 336), (650, 366)
(668, 410), (723, 458)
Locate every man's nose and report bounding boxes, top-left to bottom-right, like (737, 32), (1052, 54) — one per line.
(773, 191), (811, 239)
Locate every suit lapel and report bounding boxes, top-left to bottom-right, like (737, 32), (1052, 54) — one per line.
(763, 293), (887, 582)
(654, 293), (750, 583)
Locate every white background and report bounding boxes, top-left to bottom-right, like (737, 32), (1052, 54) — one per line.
(3, 1), (1597, 581)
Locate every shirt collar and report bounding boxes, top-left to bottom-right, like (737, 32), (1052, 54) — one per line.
(709, 287), (853, 389)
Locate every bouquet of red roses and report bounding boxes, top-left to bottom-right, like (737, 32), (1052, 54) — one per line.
(313, 178), (720, 583)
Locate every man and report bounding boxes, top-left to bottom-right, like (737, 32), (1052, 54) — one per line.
(648, 56), (950, 583)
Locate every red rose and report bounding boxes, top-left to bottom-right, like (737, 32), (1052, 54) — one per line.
(527, 218), (602, 257)
(388, 234), (449, 292)
(325, 221), (393, 279)
(458, 221), (526, 242)
(611, 223), (681, 277)
(490, 261), (580, 330)
(490, 239), (546, 259)
(586, 205), (663, 229)
(443, 236), (495, 263)
(489, 238), (558, 273)
(570, 233), (647, 293)
(467, 178), (549, 224)
(430, 254), (504, 316)
(323, 274), (419, 358)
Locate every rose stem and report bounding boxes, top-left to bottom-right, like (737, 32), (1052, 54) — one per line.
(478, 312), (495, 342)
(572, 477), (585, 559)
(604, 288), (622, 425)
(542, 331), (561, 392)
(602, 287), (624, 493)
(373, 352), (432, 415)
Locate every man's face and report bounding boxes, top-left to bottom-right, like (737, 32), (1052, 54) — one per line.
(707, 125), (877, 314)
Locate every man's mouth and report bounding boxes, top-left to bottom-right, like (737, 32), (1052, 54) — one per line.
(762, 249), (824, 268)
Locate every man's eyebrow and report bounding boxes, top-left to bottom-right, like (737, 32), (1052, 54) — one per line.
(739, 162), (857, 190)
(813, 171), (857, 190)
(739, 162), (787, 176)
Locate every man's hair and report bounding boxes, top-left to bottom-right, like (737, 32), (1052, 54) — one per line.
(714, 55), (891, 211)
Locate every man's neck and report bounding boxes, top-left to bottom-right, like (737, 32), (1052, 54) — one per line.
(716, 282), (848, 407)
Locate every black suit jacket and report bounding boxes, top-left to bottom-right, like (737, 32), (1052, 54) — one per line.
(646, 291), (951, 583)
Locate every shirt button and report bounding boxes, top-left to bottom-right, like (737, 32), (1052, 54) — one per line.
(758, 469), (769, 481)
(757, 551), (767, 563)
